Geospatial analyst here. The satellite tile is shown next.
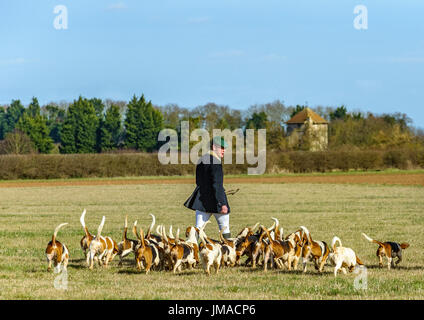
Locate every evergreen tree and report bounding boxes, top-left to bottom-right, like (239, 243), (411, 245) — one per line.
(60, 96), (99, 154)
(290, 105), (306, 118)
(27, 97), (41, 117)
(124, 95), (164, 151)
(0, 107), (6, 140)
(90, 98), (105, 119)
(330, 105), (348, 121)
(16, 97), (54, 154)
(16, 114), (53, 154)
(245, 111), (268, 130)
(99, 104), (122, 151)
(43, 104), (66, 143)
(89, 98), (106, 152)
(4, 100), (25, 135)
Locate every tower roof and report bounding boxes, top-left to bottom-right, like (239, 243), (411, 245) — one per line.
(286, 107), (328, 124)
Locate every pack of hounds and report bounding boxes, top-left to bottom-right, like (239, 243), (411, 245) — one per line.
(46, 210), (410, 277)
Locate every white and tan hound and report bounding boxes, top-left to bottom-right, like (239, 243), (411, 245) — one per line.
(117, 216), (138, 266)
(79, 209), (94, 257)
(46, 223), (69, 273)
(300, 226), (330, 273)
(362, 233), (409, 270)
(198, 221), (222, 275)
(86, 216), (118, 269)
(328, 236), (364, 277)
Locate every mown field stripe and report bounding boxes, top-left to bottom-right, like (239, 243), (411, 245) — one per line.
(0, 172), (423, 188)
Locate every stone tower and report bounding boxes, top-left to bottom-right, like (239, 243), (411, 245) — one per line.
(285, 108), (328, 151)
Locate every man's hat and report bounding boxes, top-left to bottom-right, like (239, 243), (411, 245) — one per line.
(212, 136), (228, 149)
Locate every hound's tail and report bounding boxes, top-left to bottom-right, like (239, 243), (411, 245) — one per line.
(175, 228), (180, 245)
(300, 226), (312, 244)
(250, 222), (259, 232)
(139, 227), (146, 248)
(361, 233), (385, 247)
(219, 226), (230, 245)
(271, 217), (280, 239)
(400, 243), (410, 249)
(122, 215), (128, 241)
(356, 256), (364, 265)
(96, 216), (106, 239)
(147, 214), (156, 238)
(131, 220), (138, 240)
(80, 209), (90, 237)
(279, 227), (284, 241)
(199, 220), (211, 234)
(258, 225), (268, 243)
(260, 225), (273, 244)
(331, 236), (342, 251)
(198, 229), (209, 247)
(161, 225), (170, 245)
(199, 221), (212, 245)
(52, 223), (68, 245)
(132, 223), (143, 243)
(169, 225), (175, 239)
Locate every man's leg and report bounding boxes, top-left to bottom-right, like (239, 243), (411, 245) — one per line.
(195, 210), (212, 241)
(214, 213), (231, 239)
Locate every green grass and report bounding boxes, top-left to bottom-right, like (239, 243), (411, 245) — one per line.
(0, 182), (423, 299)
(0, 169), (423, 184)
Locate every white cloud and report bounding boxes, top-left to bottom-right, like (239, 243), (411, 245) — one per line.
(0, 58), (27, 66)
(107, 2), (127, 10)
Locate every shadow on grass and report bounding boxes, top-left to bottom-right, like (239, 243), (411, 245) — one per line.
(68, 263), (88, 270)
(117, 269), (143, 275)
(174, 270), (199, 276)
(365, 264), (424, 271)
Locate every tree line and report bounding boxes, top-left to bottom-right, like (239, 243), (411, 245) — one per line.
(0, 95), (422, 154)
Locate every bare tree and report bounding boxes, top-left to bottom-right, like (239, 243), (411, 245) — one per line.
(0, 130), (35, 154)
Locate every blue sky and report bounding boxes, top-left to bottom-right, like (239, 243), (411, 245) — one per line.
(1, 0), (423, 128)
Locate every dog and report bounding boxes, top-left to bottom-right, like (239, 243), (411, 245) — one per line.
(260, 225), (296, 271)
(285, 228), (308, 270)
(328, 236), (364, 277)
(362, 233), (409, 269)
(46, 223), (69, 272)
(145, 214), (163, 244)
(79, 209), (94, 257)
(243, 222), (275, 268)
(133, 226), (157, 274)
(117, 216), (138, 266)
(300, 226), (330, 273)
(234, 229), (255, 266)
(160, 225), (175, 270)
(234, 222), (259, 241)
(86, 216), (118, 269)
(249, 219), (280, 269)
(168, 228), (198, 273)
(198, 221), (223, 275)
(224, 223), (258, 266)
(219, 227), (237, 267)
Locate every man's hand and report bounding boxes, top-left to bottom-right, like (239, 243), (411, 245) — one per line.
(221, 205), (228, 214)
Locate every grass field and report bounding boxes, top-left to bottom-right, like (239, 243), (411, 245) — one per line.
(0, 173), (423, 299)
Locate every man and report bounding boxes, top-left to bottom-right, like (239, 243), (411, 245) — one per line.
(184, 136), (231, 239)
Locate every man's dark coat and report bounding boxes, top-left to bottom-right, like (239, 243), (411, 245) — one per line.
(184, 152), (230, 214)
